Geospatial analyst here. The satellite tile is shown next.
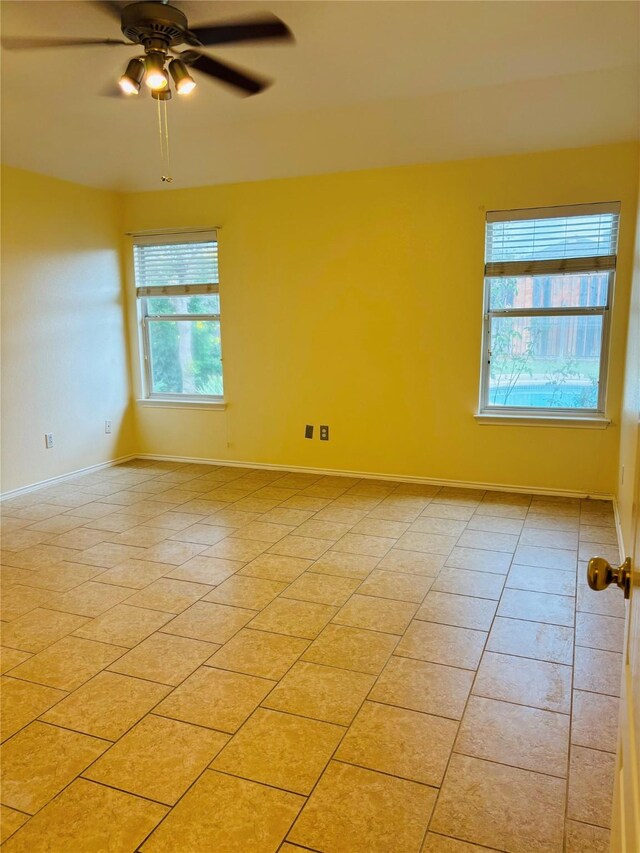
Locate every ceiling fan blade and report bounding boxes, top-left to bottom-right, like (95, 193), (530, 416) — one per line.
(92, 1), (125, 21)
(1, 36), (129, 49)
(180, 51), (270, 96)
(186, 14), (293, 47)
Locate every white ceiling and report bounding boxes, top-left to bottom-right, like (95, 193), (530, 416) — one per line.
(1, 0), (639, 191)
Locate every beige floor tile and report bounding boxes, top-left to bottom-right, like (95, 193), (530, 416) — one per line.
(396, 531), (458, 555)
(167, 554), (241, 585)
(311, 551), (379, 579)
(357, 569), (432, 603)
(9, 636), (124, 691)
(141, 769), (303, 853)
(205, 629), (309, 680)
(41, 671), (170, 740)
(204, 575), (287, 610)
(231, 521), (295, 543)
(109, 633), (219, 686)
(269, 534), (332, 559)
(457, 529), (519, 553)
(422, 834), (501, 852)
(0, 585), (52, 622)
(71, 542), (146, 568)
(467, 515), (524, 535)
(96, 559), (175, 589)
(455, 695), (569, 777)
(575, 612), (625, 652)
(141, 540), (208, 565)
(294, 519), (354, 540)
(202, 537), (270, 561)
(1, 778), (167, 853)
(255, 507), (315, 526)
(498, 588), (574, 627)
(46, 528), (113, 551)
(281, 572), (360, 606)
(571, 690), (619, 753)
(333, 593), (417, 634)
(288, 760), (436, 853)
(524, 513), (579, 532)
(473, 651), (571, 713)
(375, 549), (445, 577)
(48, 581), (133, 617)
(169, 523), (230, 546)
(487, 617), (574, 665)
(577, 580), (625, 618)
(336, 700), (456, 785)
(507, 564), (576, 596)
(263, 661), (375, 725)
(513, 544), (576, 572)
(332, 533), (395, 558)
(408, 516), (467, 537)
(1, 721), (107, 813)
(313, 505), (368, 524)
(417, 591), (497, 630)
(161, 601), (255, 644)
(73, 604), (173, 648)
(248, 598), (337, 640)
(397, 620), (486, 670)
(574, 646), (622, 696)
(0, 677), (67, 743)
(213, 707), (344, 794)
(280, 844), (312, 853)
(107, 526), (171, 548)
(446, 547), (512, 574)
(578, 541), (619, 564)
(13, 562), (104, 593)
(85, 714), (228, 804)
(564, 820), (610, 853)
(370, 656), (473, 719)
(579, 524), (618, 544)
(240, 553), (313, 583)
(0, 806), (29, 845)
(1, 608), (89, 653)
(154, 666), (275, 732)
(421, 503), (475, 521)
(124, 578), (212, 613)
(519, 527), (579, 550)
(302, 624), (398, 675)
(0, 648), (31, 675)
(430, 754), (565, 853)
(568, 746), (615, 828)
(350, 517), (409, 538)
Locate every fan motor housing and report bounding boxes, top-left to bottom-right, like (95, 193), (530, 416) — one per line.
(121, 2), (188, 46)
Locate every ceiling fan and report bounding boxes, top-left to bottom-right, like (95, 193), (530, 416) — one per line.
(2, 0), (294, 98)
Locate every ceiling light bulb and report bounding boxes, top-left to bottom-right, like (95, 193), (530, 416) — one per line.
(145, 53), (168, 90)
(169, 58), (196, 95)
(118, 57), (144, 95)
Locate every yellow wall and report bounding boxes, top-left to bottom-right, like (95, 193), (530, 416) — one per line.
(123, 142), (639, 496)
(617, 174), (640, 548)
(1, 166), (136, 493)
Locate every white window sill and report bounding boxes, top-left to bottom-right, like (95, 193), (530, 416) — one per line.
(474, 412), (610, 429)
(136, 398), (227, 411)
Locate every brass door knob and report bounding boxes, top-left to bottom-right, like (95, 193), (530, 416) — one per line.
(587, 556), (631, 599)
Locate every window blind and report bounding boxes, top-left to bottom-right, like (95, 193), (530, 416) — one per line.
(134, 231), (218, 296)
(485, 203), (620, 277)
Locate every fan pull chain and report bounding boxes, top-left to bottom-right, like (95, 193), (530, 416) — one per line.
(157, 96), (173, 183)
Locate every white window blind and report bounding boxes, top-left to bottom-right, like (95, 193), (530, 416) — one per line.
(485, 203), (620, 277)
(134, 231), (218, 296)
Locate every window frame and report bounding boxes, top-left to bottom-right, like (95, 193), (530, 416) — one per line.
(134, 230), (224, 405)
(478, 203), (620, 421)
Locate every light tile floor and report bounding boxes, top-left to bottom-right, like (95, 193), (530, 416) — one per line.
(0, 460), (624, 852)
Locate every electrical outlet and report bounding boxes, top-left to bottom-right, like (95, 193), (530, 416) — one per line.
(305, 424), (314, 439)
(320, 425), (329, 441)
(45, 433), (54, 449)
(105, 420), (112, 434)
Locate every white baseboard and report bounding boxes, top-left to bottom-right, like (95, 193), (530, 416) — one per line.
(135, 452), (614, 501)
(0, 455), (138, 501)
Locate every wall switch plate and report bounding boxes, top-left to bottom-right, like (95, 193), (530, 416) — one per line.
(320, 425), (329, 441)
(305, 424), (314, 439)
(105, 420), (112, 434)
(45, 433), (54, 449)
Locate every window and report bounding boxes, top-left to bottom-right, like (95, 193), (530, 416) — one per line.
(134, 230), (223, 402)
(479, 203), (620, 418)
